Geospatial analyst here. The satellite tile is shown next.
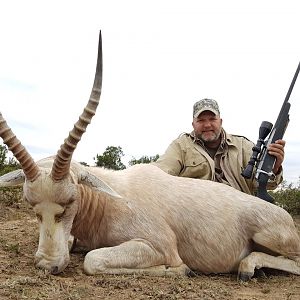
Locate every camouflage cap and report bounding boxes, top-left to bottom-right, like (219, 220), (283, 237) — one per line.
(193, 98), (220, 118)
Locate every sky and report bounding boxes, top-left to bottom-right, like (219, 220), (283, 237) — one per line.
(0, 0), (300, 184)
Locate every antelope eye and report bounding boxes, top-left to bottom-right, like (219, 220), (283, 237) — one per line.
(54, 210), (65, 223)
(67, 198), (75, 206)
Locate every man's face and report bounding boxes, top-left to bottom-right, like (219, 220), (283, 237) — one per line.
(192, 111), (222, 143)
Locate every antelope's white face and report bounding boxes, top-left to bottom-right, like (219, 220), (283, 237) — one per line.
(23, 169), (79, 274)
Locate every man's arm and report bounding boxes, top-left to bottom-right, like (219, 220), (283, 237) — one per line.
(153, 139), (184, 176)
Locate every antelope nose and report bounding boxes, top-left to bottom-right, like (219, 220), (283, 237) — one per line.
(51, 266), (59, 275)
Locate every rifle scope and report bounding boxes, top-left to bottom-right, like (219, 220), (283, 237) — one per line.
(241, 121), (273, 179)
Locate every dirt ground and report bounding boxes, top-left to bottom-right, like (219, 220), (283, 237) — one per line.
(0, 191), (299, 300)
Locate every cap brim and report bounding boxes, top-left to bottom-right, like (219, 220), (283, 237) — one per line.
(194, 108), (219, 118)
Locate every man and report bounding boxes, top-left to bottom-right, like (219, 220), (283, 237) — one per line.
(154, 98), (285, 195)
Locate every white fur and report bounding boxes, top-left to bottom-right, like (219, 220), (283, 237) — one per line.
(1, 157), (300, 279)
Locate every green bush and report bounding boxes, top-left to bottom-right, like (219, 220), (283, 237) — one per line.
(270, 179), (300, 216)
(0, 186), (23, 206)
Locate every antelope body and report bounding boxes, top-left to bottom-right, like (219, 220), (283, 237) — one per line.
(0, 32), (300, 280)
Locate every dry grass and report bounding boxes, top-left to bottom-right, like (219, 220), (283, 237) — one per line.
(1, 189), (300, 300)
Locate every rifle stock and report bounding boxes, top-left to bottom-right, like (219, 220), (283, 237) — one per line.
(242, 62), (300, 202)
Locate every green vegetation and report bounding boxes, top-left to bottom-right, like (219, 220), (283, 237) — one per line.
(94, 146), (126, 170)
(0, 145), (23, 205)
(128, 154), (159, 166)
(0, 144), (20, 176)
(93, 146), (159, 170)
(271, 179), (300, 216)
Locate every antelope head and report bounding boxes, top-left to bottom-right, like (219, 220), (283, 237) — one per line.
(0, 31), (103, 274)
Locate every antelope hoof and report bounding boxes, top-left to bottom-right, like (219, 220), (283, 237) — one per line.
(237, 271), (253, 282)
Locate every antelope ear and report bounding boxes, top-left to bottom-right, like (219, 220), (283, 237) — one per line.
(0, 169), (25, 187)
(79, 171), (121, 198)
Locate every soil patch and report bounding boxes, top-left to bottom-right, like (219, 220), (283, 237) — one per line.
(0, 193), (299, 300)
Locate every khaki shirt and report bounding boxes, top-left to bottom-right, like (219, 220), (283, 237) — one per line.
(153, 130), (283, 195)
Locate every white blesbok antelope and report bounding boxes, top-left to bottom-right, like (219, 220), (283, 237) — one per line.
(0, 32), (300, 281)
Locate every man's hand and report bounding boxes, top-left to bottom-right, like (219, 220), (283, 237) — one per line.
(267, 139), (285, 175)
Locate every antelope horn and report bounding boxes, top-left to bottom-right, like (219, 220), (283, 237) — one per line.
(0, 113), (40, 181)
(51, 31), (103, 181)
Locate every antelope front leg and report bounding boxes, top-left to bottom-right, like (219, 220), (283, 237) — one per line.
(83, 238), (191, 276)
(238, 252), (300, 281)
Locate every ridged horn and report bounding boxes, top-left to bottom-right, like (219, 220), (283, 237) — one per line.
(51, 31), (103, 181)
(0, 113), (40, 181)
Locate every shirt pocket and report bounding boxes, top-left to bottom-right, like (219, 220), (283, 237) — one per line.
(181, 155), (212, 179)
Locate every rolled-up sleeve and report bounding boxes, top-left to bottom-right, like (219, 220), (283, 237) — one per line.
(153, 140), (184, 176)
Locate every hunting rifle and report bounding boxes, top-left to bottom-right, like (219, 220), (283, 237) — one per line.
(242, 62), (300, 202)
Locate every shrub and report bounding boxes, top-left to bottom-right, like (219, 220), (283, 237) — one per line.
(270, 179), (300, 216)
(0, 186), (23, 206)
